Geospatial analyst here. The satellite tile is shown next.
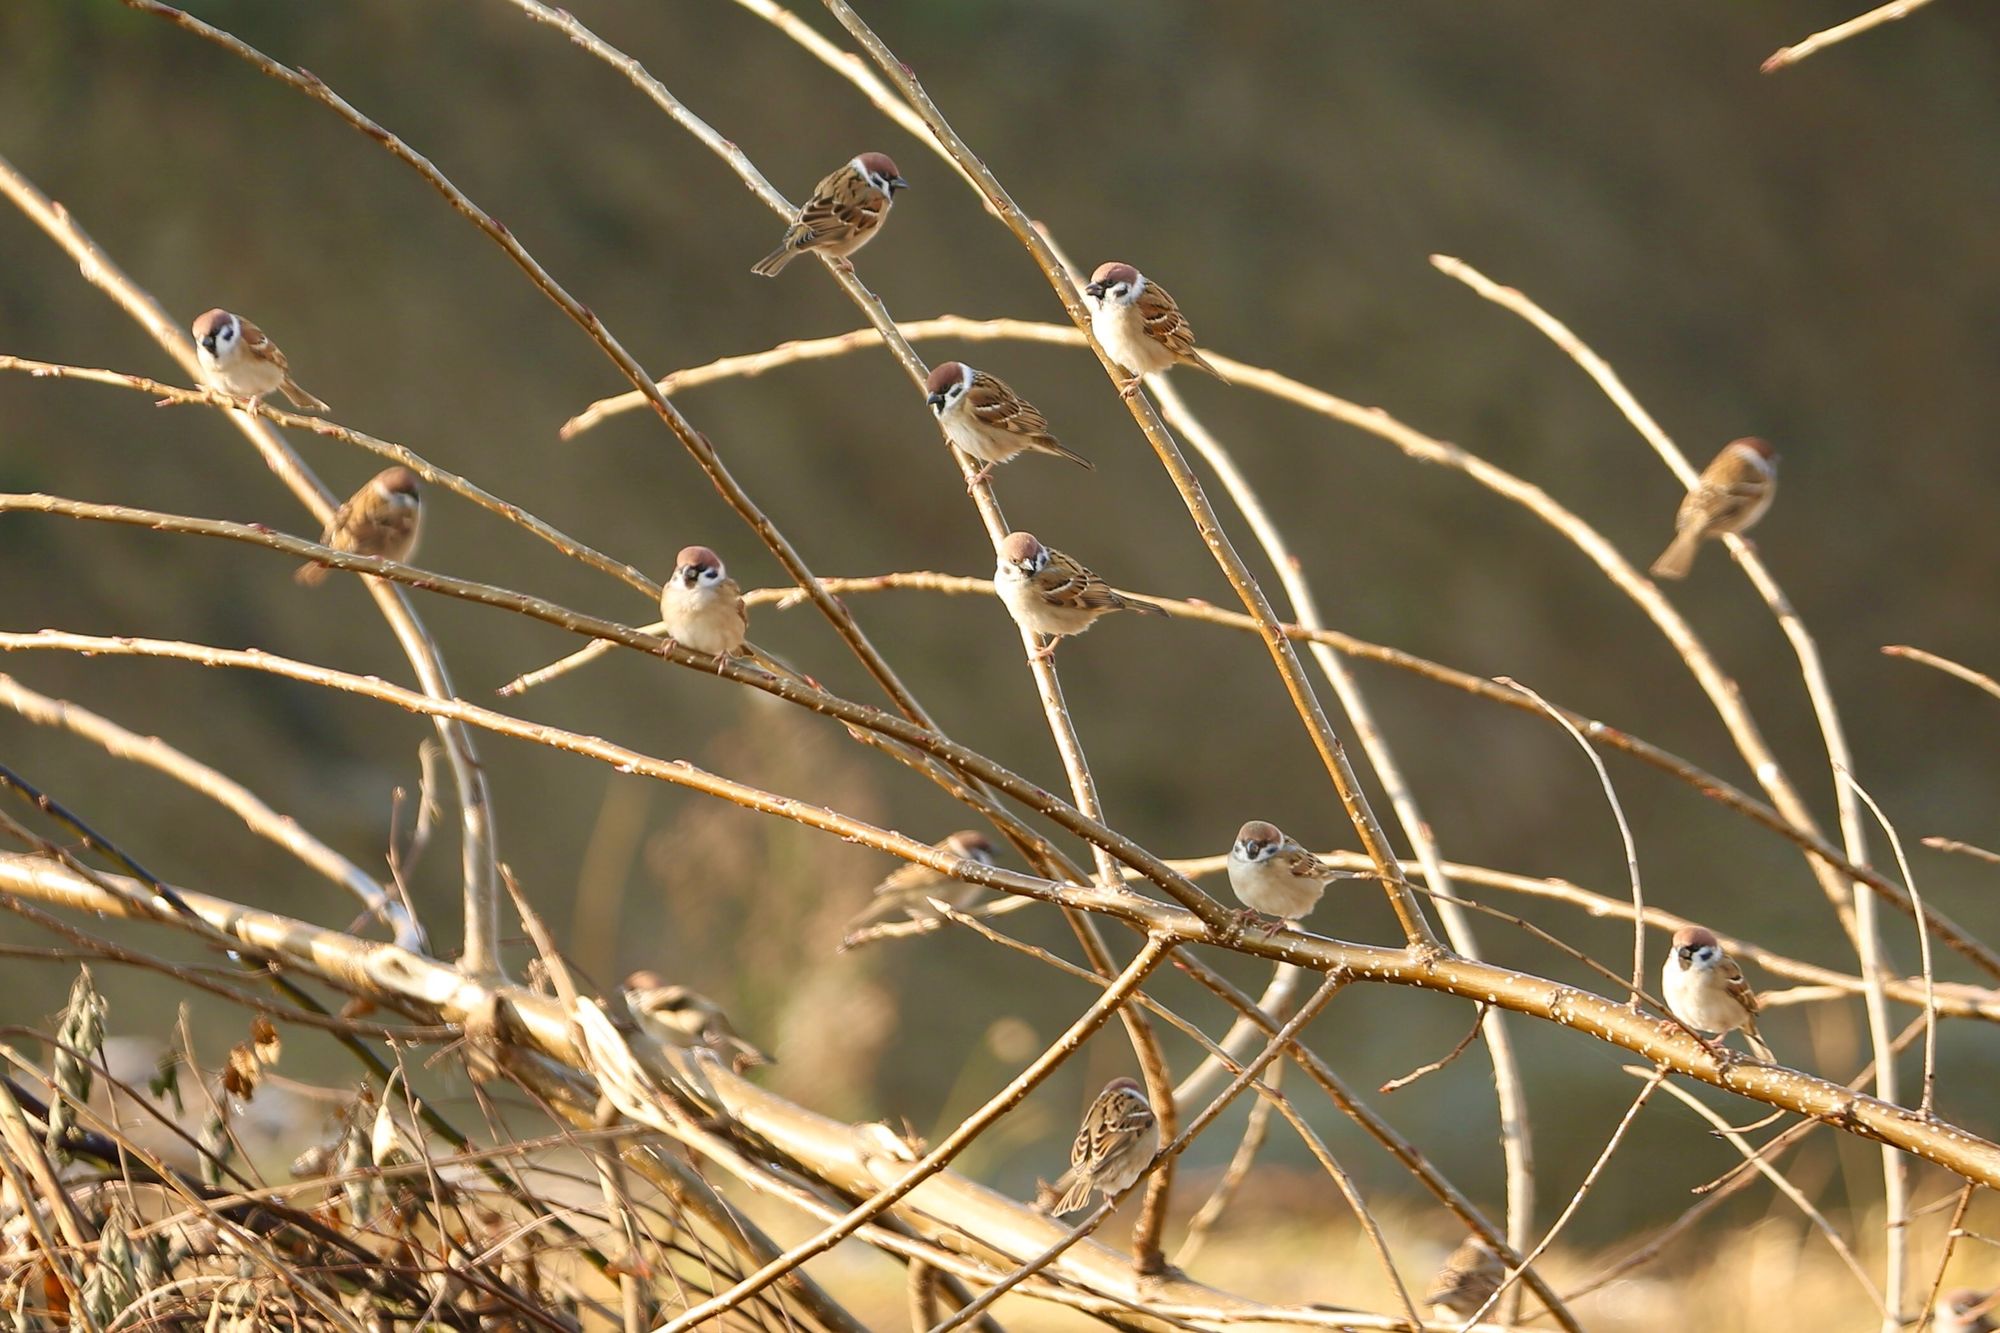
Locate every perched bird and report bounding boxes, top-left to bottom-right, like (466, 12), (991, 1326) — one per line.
(993, 531), (1163, 659)
(1662, 925), (1772, 1059)
(1080, 262), (1223, 398)
(1934, 1289), (1998, 1333)
(751, 152), (907, 276)
(925, 361), (1093, 489)
(622, 971), (772, 1073)
(1227, 820), (1360, 929)
(843, 831), (997, 938)
(1650, 436), (1778, 579)
(660, 545), (749, 663)
(1052, 1076), (1159, 1216)
(191, 308), (328, 412)
(296, 467), (421, 587)
(1423, 1234), (1506, 1321)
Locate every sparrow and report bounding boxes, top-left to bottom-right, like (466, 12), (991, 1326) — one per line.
(994, 531), (1163, 659)
(191, 308), (328, 412)
(660, 545), (749, 663)
(1662, 925), (1772, 1059)
(1650, 437), (1778, 580)
(1423, 1233), (1506, 1321)
(1934, 1289), (1998, 1333)
(1227, 820), (1361, 930)
(925, 361), (1093, 489)
(622, 971), (772, 1073)
(843, 831), (997, 938)
(1051, 1076), (1159, 1216)
(295, 467), (421, 587)
(751, 152), (907, 276)
(1080, 262), (1224, 398)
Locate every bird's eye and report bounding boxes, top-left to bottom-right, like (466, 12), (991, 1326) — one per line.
(1112, 284), (1129, 298)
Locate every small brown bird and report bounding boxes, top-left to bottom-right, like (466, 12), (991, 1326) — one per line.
(925, 361), (1093, 489)
(1424, 1234), (1506, 1321)
(751, 152), (907, 276)
(1650, 437), (1778, 579)
(1935, 1289), (1999, 1333)
(1662, 925), (1772, 1060)
(1052, 1076), (1159, 1216)
(1226, 820), (1361, 929)
(993, 531), (1163, 659)
(192, 308), (328, 412)
(295, 467), (421, 587)
(844, 831), (997, 938)
(1080, 262), (1223, 397)
(660, 545), (749, 662)
(622, 971), (772, 1073)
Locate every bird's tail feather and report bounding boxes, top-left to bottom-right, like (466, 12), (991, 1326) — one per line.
(1186, 349), (1228, 382)
(1650, 527), (1702, 580)
(1034, 437), (1095, 470)
(750, 243), (799, 277)
(1053, 1173), (1093, 1217)
(279, 377), (329, 412)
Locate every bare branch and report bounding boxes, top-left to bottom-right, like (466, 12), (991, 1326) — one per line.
(1763, 0), (1937, 72)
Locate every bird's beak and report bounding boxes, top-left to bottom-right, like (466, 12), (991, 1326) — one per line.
(926, 392), (946, 410)
(1083, 283), (1104, 298)
(888, 177), (909, 192)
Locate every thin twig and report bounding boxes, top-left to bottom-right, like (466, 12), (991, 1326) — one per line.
(1458, 1065), (1667, 1330)
(1915, 1185), (1977, 1333)
(1838, 768), (1940, 1116)
(1886, 644), (2000, 701)
(1497, 676), (1647, 1008)
(1762, 0), (1938, 72)
(1171, 1062), (1279, 1269)
(1379, 1004), (1488, 1094)
(1641, 1068), (1889, 1317)
(1922, 836), (2000, 865)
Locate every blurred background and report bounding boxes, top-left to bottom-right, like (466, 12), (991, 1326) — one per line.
(4, 0), (2000, 1320)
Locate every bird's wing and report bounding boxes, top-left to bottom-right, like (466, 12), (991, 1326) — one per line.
(966, 371), (1051, 440)
(796, 166), (888, 245)
(1071, 1092), (1155, 1170)
(1034, 551), (1131, 613)
(1134, 281), (1204, 362)
(1719, 956), (1759, 1016)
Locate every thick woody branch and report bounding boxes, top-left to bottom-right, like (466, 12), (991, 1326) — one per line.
(7, 738), (1994, 1189)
